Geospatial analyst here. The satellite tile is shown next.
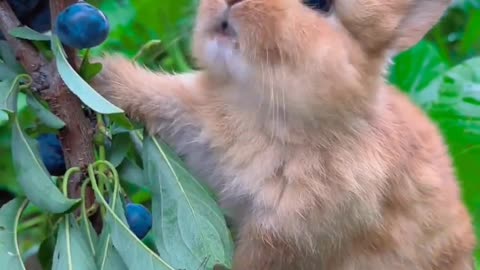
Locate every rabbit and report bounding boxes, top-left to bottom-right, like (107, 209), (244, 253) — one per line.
(92, 0), (476, 269)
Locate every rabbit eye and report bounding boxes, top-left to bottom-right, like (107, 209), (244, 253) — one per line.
(304, 0), (332, 12)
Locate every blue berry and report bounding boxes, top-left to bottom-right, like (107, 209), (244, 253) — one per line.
(7, 0), (40, 20)
(37, 134), (67, 176)
(3, 0), (50, 37)
(55, 2), (109, 49)
(26, 1), (51, 33)
(125, 203), (152, 239)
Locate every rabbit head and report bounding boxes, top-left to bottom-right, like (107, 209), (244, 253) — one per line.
(192, 0), (451, 132)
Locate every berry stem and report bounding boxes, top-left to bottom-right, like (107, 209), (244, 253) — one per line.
(63, 167), (81, 196)
(96, 113), (107, 161)
(80, 179), (96, 255)
(88, 161), (120, 216)
(95, 112), (108, 179)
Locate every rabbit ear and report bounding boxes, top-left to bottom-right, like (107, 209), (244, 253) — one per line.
(391, 0), (451, 53)
(336, 0), (451, 55)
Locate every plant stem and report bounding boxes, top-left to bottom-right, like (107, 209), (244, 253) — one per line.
(96, 113), (107, 174)
(96, 113), (107, 160)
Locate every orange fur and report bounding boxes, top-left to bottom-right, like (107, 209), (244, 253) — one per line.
(93, 0), (476, 269)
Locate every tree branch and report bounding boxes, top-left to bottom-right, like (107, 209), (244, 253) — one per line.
(0, 0), (101, 231)
(48, 0), (96, 200)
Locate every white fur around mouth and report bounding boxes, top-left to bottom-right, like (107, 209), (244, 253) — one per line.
(214, 34), (239, 48)
(205, 31), (248, 81)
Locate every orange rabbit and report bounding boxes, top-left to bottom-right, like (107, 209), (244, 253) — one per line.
(93, 0), (476, 269)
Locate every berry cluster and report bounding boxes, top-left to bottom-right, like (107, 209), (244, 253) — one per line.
(37, 134), (152, 239)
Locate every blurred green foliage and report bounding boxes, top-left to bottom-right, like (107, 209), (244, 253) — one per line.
(0, 0), (479, 265)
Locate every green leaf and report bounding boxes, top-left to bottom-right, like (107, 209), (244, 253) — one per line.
(133, 39), (167, 66)
(89, 171), (174, 270)
(0, 41), (23, 73)
(459, 9), (480, 56)
(38, 235), (56, 270)
(78, 51), (103, 83)
(132, 0), (194, 43)
(118, 158), (147, 189)
(452, 0), (480, 10)
(79, 214), (98, 256)
(0, 111), (7, 125)
(390, 41), (449, 95)
(143, 136), (234, 270)
(0, 63), (17, 81)
(26, 95), (65, 129)
(81, 62), (103, 83)
(0, 80), (14, 114)
(109, 114), (136, 132)
(8, 27), (50, 41)
(11, 117), (79, 213)
(421, 57), (480, 117)
(95, 228), (128, 270)
(131, 0), (193, 71)
(108, 133), (132, 167)
(0, 76), (31, 126)
(51, 37), (123, 114)
(52, 216), (97, 270)
(0, 198), (28, 270)
(0, 76), (27, 114)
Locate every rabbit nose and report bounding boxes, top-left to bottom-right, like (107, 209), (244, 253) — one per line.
(226, 0), (244, 7)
